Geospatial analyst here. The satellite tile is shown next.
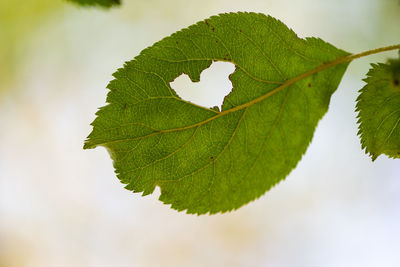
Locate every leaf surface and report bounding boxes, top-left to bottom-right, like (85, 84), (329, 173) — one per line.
(356, 54), (400, 160)
(67, 0), (120, 8)
(84, 12), (350, 214)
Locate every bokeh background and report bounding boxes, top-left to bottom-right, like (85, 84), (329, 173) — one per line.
(1, 0), (400, 266)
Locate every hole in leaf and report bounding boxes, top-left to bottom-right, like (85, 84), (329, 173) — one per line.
(170, 61), (235, 110)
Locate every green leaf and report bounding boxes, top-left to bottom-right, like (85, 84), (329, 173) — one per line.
(67, 0), (120, 8)
(356, 53), (400, 160)
(84, 12), (350, 214)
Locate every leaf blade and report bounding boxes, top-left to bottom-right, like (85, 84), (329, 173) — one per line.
(85, 12), (350, 214)
(356, 55), (400, 160)
(67, 0), (120, 8)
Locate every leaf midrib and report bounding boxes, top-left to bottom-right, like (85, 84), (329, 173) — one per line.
(89, 52), (353, 149)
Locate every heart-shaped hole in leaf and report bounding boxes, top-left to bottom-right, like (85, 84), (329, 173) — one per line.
(170, 61), (235, 111)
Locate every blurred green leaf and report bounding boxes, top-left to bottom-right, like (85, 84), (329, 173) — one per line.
(67, 0), (120, 8)
(356, 53), (400, 160)
(84, 12), (349, 214)
(0, 0), (62, 96)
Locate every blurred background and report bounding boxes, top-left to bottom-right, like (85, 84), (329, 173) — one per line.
(1, 0), (400, 266)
